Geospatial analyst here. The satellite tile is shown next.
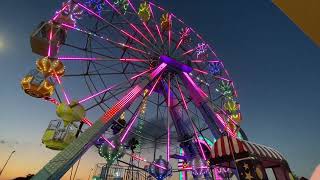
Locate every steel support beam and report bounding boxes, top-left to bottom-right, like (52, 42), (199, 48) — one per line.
(32, 64), (167, 180)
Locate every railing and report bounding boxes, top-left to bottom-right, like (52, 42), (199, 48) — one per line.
(92, 164), (155, 180)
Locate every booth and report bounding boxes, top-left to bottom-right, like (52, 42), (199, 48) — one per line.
(211, 136), (294, 180)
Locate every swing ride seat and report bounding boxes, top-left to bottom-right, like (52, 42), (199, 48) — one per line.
(30, 21), (66, 57)
(41, 119), (76, 150)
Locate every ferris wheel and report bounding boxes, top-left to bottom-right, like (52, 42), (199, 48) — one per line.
(22, 0), (245, 179)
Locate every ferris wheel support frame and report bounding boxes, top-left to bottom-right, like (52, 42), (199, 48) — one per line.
(31, 64), (167, 180)
(180, 72), (224, 139)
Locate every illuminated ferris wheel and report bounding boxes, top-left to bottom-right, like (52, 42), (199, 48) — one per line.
(21, 0), (246, 179)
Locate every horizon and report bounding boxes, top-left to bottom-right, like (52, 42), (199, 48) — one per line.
(0, 0), (319, 179)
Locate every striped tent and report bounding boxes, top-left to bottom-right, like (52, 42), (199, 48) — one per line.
(211, 136), (285, 164)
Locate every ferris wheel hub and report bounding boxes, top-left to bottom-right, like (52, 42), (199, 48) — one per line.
(159, 55), (192, 73)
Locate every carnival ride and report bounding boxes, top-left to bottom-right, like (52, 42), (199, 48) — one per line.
(21, 0), (254, 179)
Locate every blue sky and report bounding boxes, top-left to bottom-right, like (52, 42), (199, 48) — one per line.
(0, 0), (319, 179)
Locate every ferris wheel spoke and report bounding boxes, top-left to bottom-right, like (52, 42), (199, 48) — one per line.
(77, 3), (149, 49)
(53, 73), (71, 105)
(175, 77), (188, 110)
(103, 0), (158, 49)
(120, 95), (147, 143)
(126, 0), (157, 44)
(61, 23), (149, 55)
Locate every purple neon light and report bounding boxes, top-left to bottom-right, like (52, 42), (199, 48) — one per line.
(159, 55), (192, 73)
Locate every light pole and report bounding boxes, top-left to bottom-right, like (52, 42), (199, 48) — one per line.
(0, 150), (15, 177)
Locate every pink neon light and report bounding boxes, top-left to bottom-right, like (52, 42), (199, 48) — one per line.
(78, 86), (114, 104)
(120, 111), (140, 143)
(176, 79), (188, 110)
(181, 167), (209, 170)
(129, 153), (167, 170)
(81, 118), (116, 148)
(148, 3), (155, 18)
(149, 2), (165, 11)
(142, 22), (156, 42)
(130, 68), (154, 80)
(121, 43), (147, 54)
(61, 23), (147, 54)
(153, 163), (167, 170)
(168, 75), (171, 107)
(215, 76), (231, 82)
(54, 73), (71, 105)
(130, 23), (151, 43)
(231, 82), (238, 97)
(120, 58), (148, 62)
(105, 0), (154, 45)
(167, 75), (171, 162)
(175, 38), (183, 51)
(102, 85), (142, 123)
(181, 48), (194, 56)
(193, 68), (209, 75)
(156, 25), (164, 44)
(120, 30), (146, 47)
(78, 3), (146, 48)
(126, 0), (137, 13)
(182, 72), (208, 98)
(58, 57), (105, 61)
(191, 60), (220, 63)
(150, 63), (167, 79)
(103, 0), (121, 14)
(52, 4), (69, 21)
(78, 3), (104, 21)
(44, 97), (59, 105)
(47, 28), (53, 57)
(168, 14), (172, 51)
(167, 124), (170, 162)
(214, 113), (236, 137)
(191, 124), (206, 160)
(148, 74), (162, 96)
(132, 154), (147, 162)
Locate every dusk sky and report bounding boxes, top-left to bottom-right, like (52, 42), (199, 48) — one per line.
(0, 0), (319, 179)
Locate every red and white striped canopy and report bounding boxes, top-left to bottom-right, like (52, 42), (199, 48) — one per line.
(211, 136), (285, 162)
